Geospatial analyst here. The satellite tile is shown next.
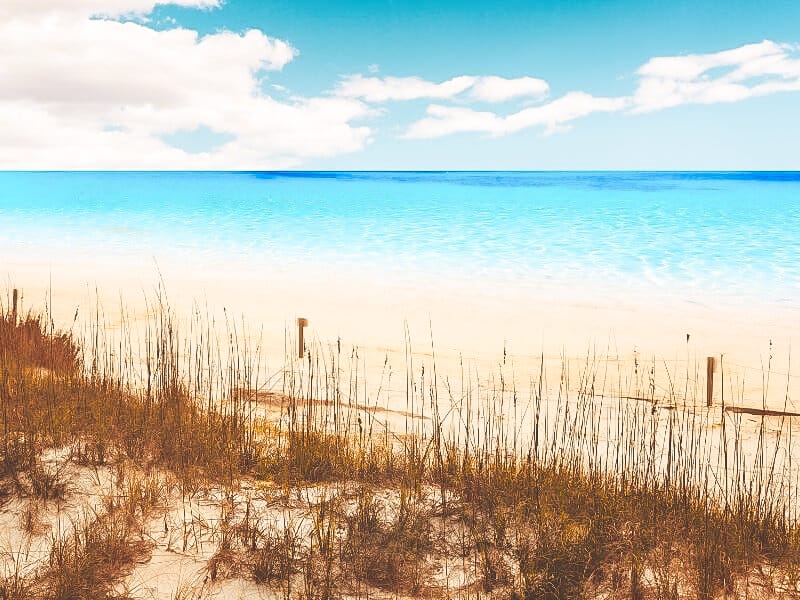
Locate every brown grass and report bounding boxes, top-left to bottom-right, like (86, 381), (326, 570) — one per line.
(1, 286), (799, 598)
(35, 507), (150, 599)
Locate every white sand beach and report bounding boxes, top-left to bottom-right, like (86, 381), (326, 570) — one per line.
(6, 252), (800, 411)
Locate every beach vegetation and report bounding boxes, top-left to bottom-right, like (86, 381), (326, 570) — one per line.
(0, 287), (799, 598)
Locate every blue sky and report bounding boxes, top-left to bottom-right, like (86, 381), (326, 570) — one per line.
(1, 0), (799, 169)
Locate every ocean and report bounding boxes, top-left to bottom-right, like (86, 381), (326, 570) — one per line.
(3, 171), (800, 308)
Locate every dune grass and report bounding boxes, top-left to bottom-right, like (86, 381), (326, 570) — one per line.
(1, 286), (799, 598)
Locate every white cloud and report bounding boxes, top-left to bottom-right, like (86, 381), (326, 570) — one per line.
(334, 74), (550, 103)
(468, 76), (549, 103)
(334, 74), (478, 102)
(0, 1), (373, 169)
(508, 93), (628, 132)
(3, 8), (800, 167)
(632, 40), (800, 112)
(404, 92), (628, 139)
(0, 0), (221, 19)
(402, 40), (800, 140)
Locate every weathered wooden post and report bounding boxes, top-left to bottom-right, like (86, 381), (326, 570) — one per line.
(11, 288), (18, 325)
(297, 317), (308, 359)
(706, 356), (716, 407)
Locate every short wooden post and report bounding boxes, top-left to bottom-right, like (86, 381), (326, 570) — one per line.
(11, 288), (18, 325)
(706, 356), (716, 407)
(297, 318), (308, 359)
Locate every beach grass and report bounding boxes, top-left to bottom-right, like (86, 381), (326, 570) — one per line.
(1, 286), (799, 598)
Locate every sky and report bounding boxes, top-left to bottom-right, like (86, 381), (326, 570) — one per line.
(1, 0), (799, 170)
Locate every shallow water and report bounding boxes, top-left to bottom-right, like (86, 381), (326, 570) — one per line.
(3, 171), (800, 303)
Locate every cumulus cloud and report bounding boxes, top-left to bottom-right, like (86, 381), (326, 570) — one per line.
(334, 75), (478, 102)
(632, 40), (800, 112)
(0, 0), (221, 19)
(3, 10), (800, 166)
(334, 74), (549, 103)
(402, 40), (800, 140)
(468, 76), (550, 103)
(0, 1), (373, 168)
(404, 92), (628, 139)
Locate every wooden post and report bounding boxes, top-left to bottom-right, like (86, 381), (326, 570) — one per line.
(11, 288), (18, 325)
(297, 318), (308, 359)
(706, 356), (716, 407)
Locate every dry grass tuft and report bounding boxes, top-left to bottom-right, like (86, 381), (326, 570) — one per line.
(1, 286), (800, 598)
(36, 510), (146, 599)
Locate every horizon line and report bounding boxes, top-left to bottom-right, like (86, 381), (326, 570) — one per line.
(2, 169), (800, 174)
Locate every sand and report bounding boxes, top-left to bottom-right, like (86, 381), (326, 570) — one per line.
(3, 258), (800, 598)
(5, 253), (800, 411)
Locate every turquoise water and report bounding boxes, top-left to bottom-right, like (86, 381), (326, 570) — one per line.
(2, 171), (800, 305)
